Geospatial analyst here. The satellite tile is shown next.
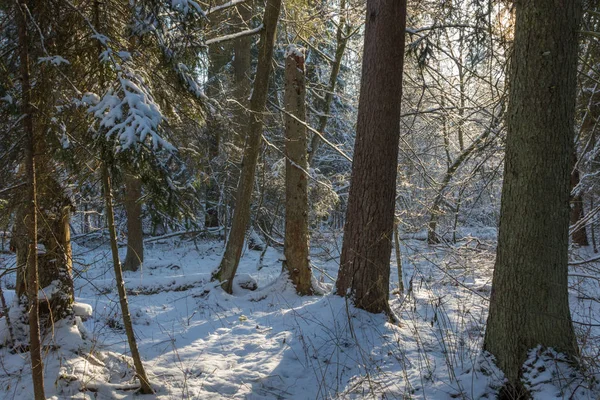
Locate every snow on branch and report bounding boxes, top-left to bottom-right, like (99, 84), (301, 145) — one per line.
(87, 70), (174, 152)
(170, 0), (207, 17)
(205, 25), (263, 46)
(206, 0), (249, 15)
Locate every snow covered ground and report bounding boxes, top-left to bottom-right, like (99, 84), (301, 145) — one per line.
(0, 231), (598, 399)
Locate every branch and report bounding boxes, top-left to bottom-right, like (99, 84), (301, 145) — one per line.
(205, 25), (263, 46)
(206, 0), (250, 14)
(268, 101), (353, 162)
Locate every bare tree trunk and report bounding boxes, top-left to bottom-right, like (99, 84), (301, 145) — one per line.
(483, 0), (581, 396)
(283, 46), (312, 295)
(101, 165), (154, 394)
(213, 0), (282, 293)
(123, 174), (144, 271)
(16, 0), (45, 396)
(335, 0), (407, 315)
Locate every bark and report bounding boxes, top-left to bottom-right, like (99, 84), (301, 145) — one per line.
(213, 0), (282, 293)
(335, 0), (407, 314)
(36, 186), (74, 321)
(102, 164), (154, 394)
(16, 0), (45, 396)
(483, 0), (581, 396)
(123, 174), (144, 271)
(283, 47), (312, 295)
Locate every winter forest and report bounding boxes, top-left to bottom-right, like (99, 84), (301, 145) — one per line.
(1, 0), (599, 399)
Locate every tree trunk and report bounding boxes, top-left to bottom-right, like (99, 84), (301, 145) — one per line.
(36, 182), (74, 322)
(16, 0), (45, 396)
(335, 0), (407, 314)
(101, 164), (154, 394)
(212, 0), (282, 293)
(123, 174), (144, 271)
(483, 0), (581, 396)
(283, 46), (312, 295)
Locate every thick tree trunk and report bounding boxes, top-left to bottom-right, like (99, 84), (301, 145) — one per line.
(335, 0), (407, 314)
(283, 46), (312, 295)
(123, 174), (144, 271)
(36, 184), (74, 322)
(101, 165), (154, 394)
(16, 0), (45, 397)
(483, 0), (581, 396)
(213, 0), (282, 293)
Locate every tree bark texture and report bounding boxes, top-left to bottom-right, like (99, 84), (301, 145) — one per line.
(283, 47), (313, 295)
(213, 0), (282, 293)
(483, 0), (581, 395)
(335, 0), (407, 314)
(123, 174), (144, 271)
(16, 0), (45, 396)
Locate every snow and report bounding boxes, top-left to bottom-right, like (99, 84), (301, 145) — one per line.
(87, 70), (175, 152)
(170, 0), (206, 16)
(38, 55), (70, 66)
(73, 302), (93, 320)
(0, 234), (598, 399)
(285, 44), (305, 59)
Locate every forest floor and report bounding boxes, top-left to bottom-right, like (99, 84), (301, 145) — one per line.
(0, 229), (599, 399)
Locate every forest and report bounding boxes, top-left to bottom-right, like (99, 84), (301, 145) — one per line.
(0, 0), (599, 399)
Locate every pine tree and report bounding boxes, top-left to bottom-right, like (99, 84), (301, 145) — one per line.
(335, 0), (407, 314)
(483, 0), (582, 396)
